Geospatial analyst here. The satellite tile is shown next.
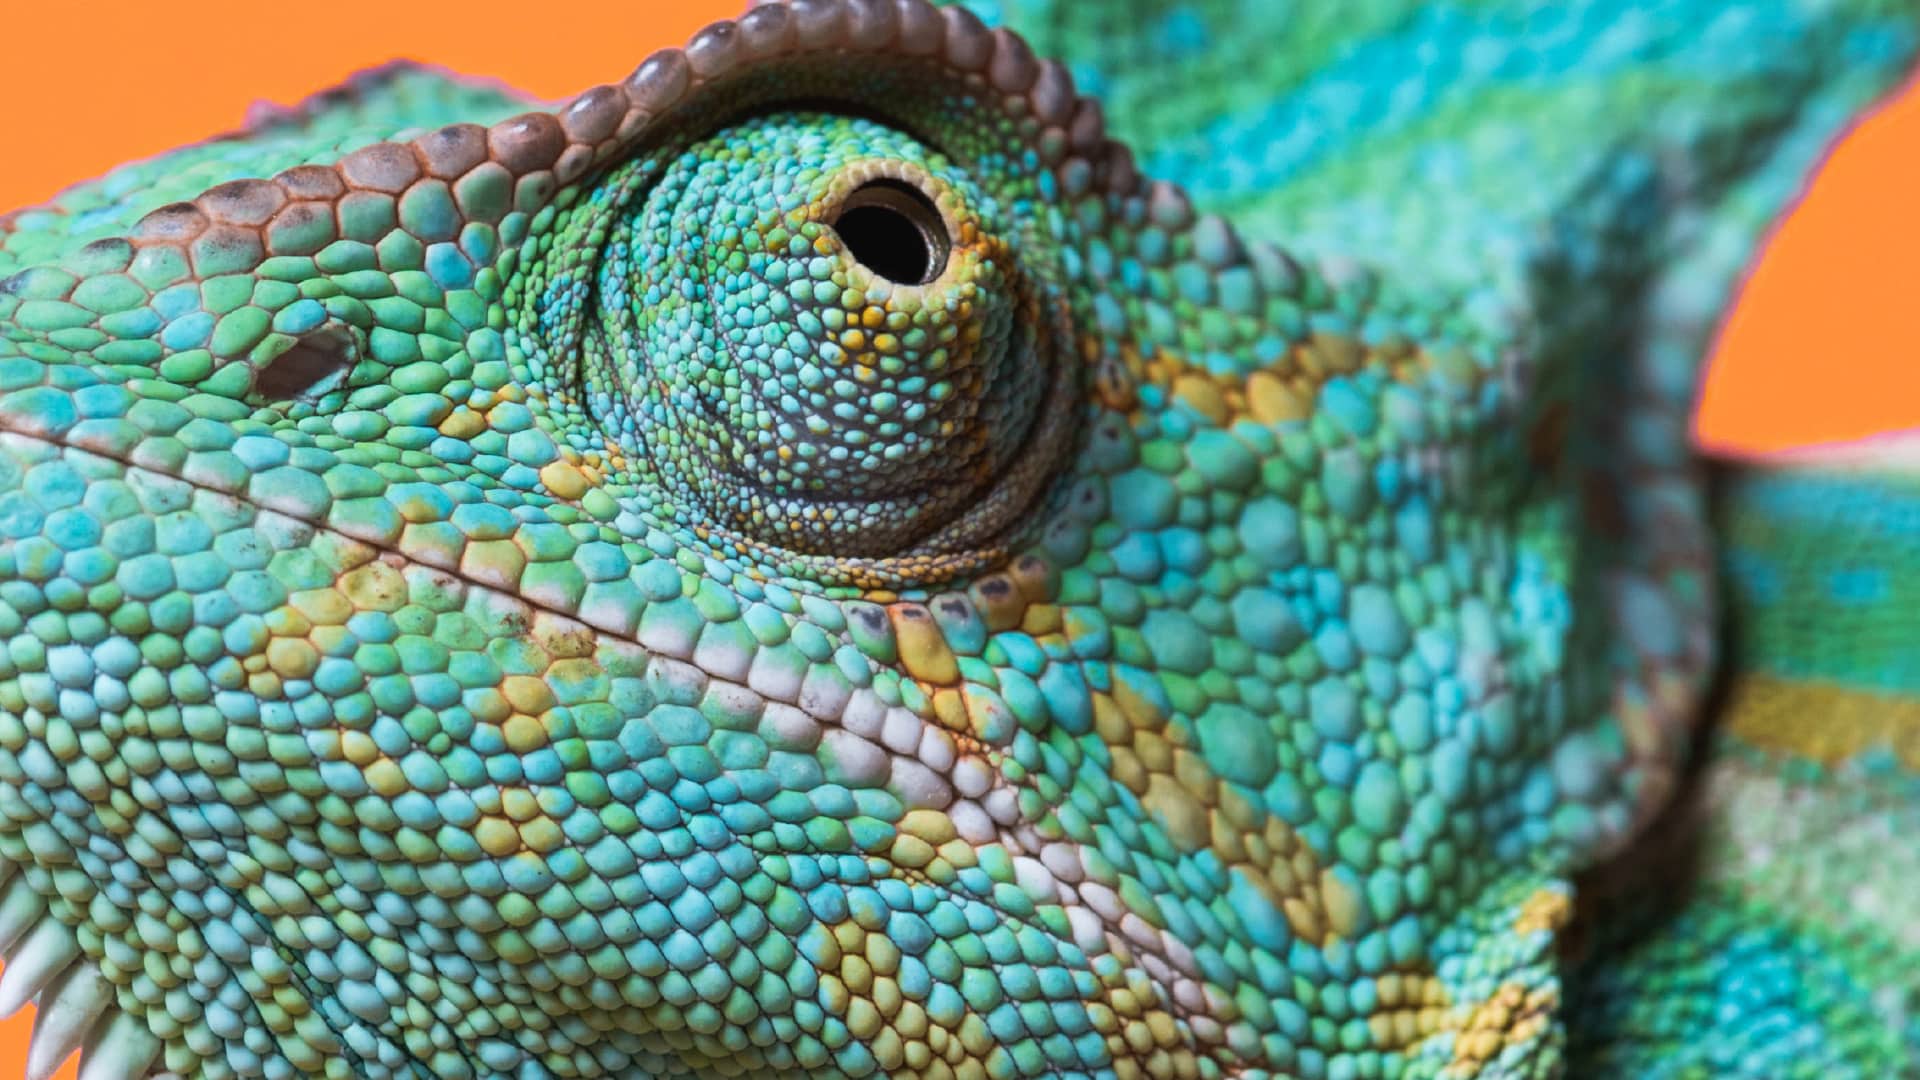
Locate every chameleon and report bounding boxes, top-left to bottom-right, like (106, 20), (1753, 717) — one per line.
(0, 0), (1916, 1076)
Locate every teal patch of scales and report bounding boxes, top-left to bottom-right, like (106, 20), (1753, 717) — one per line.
(1722, 468), (1920, 694)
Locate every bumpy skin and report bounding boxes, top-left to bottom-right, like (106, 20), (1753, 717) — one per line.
(0, 2), (1916, 1078)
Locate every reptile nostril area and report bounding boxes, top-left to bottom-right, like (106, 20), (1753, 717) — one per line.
(250, 328), (354, 402)
(830, 179), (949, 285)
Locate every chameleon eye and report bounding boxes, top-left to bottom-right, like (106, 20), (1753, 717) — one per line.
(829, 179), (950, 286)
(554, 110), (1078, 571)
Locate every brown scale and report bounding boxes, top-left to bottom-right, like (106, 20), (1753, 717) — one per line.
(959, 552), (1056, 635)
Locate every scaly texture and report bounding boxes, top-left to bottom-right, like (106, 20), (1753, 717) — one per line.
(0, 1), (1915, 1078)
(1565, 469), (1920, 1078)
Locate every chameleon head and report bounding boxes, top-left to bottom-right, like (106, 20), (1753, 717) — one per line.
(0, 1), (1756, 1078)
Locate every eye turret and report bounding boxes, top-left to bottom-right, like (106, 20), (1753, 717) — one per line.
(584, 111), (1068, 561)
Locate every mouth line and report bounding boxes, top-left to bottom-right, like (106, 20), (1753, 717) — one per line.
(0, 416), (897, 738)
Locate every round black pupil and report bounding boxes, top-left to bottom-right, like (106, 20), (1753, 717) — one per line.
(834, 182), (946, 285)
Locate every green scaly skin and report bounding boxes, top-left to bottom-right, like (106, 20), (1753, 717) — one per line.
(0, 1), (1916, 1077)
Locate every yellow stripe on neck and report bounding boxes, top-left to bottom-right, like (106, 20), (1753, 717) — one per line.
(1721, 673), (1920, 769)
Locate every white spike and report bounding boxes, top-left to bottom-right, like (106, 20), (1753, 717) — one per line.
(0, 875), (48, 955)
(76, 1010), (161, 1080)
(0, 919), (80, 1017)
(26, 962), (113, 1080)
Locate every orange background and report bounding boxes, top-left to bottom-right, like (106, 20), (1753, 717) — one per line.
(0, 1), (1916, 1075)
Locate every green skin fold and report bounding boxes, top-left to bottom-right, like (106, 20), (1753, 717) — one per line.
(0, 1), (1916, 1078)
